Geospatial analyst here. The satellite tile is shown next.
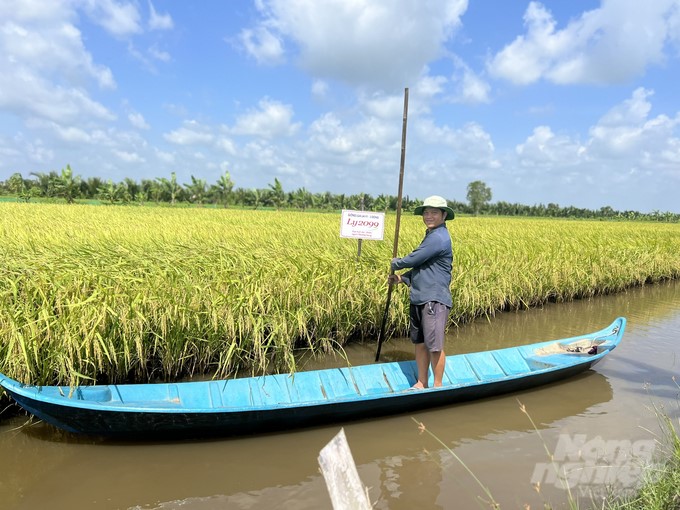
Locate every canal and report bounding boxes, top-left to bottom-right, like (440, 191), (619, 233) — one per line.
(1, 280), (679, 509)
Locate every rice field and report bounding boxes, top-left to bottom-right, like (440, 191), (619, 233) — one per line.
(1, 202), (679, 386)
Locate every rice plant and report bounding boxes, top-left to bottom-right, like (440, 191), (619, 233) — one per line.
(1, 203), (679, 386)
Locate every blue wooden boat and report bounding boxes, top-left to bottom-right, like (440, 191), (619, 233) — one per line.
(0, 317), (625, 439)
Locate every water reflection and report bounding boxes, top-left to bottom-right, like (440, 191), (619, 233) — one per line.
(374, 449), (443, 509)
(1, 371), (613, 510)
(356, 371), (614, 509)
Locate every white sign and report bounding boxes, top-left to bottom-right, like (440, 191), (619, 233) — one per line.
(340, 209), (385, 240)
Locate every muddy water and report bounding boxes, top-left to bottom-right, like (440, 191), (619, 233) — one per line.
(1, 280), (679, 509)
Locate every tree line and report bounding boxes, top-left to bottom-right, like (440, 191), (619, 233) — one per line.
(1, 167), (678, 222)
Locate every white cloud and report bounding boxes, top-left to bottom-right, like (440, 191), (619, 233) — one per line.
(81, 0), (142, 38)
(587, 87), (680, 161)
(231, 99), (301, 138)
(1, 1), (679, 214)
(148, 45), (171, 62)
(414, 74), (447, 99)
(239, 26), (285, 65)
(243, 0), (468, 90)
(516, 126), (585, 167)
(128, 112), (150, 130)
(2, 74), (115, 125)
(0, 0), (72, 25)
(25, 139), (54, 164)
(506, 87), (680, 209)
(1, 20), (115, 90)
(215, 137), (237, 155)
(0, 1), (117, 131)
(451, 123), (501, 169)
(53, 124), (92, 143)
(114, 149), (145, 163)
(455, 69), (490, 104)
(309, 113), (355, 155)
(1, 134), (54, 166)
(311, 79), (328, 98)
(360, 92), (406, 120)
(148, 0), (174, 31)
(488, 0), (680, 85)
(155, 148), (175, 164)
(164, 120), (215, 145)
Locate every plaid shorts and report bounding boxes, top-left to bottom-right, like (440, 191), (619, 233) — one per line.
(409, 301), (450, 352)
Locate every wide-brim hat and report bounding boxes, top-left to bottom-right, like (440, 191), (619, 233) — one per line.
(413, 195), (455, 221)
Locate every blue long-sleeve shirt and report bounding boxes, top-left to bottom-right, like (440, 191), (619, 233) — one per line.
(391, 223), (453, 307)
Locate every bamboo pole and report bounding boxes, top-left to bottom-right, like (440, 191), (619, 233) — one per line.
(375, 87), (409, 362)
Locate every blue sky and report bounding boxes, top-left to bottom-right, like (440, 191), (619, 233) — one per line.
(1, 0), (679, 213)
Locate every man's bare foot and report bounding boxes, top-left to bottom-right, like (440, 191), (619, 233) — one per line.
(411, 382), (427, 390)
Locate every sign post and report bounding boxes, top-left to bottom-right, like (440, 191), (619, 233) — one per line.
(339, 210), (385, 242)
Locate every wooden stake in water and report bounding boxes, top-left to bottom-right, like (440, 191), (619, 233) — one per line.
(375, 87), (409, 362)
(318, 428), (372, 510)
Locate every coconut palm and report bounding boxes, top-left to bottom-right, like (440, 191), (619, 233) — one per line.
(52, 165), (82, 204)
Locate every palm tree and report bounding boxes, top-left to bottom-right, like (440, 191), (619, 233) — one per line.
(212, 171), (234, 208)
(291, 187), (313, 211)
(156, 172), (181, 204)
(83, 177), (104, 199)
(30, 171), (59, 198)
(124, 178), (140, 202)
(52, 165), (81, 204)
(268, 178), (286, 210)
(6, 173), (25, 195)
(244, 188), (262, 209)
(97, 180), (124, 204)
(374, 194), (389, 212)
(7, 172), (34, 202)
(185, 175), (207, 205)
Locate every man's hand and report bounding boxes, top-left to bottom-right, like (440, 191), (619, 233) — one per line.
(388, 274), (402, 285)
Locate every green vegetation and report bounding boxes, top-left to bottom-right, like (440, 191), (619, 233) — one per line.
(2, 168), (679, 221)
(1, 203), (679, 388)
(466, 180), (493, 216)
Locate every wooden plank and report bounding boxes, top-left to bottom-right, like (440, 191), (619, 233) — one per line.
(208, 382), (223, 408)
(395, 360), (419, 386)
(445, 356), (478, 384)
(320, 369), (358, 399)
(492, 348), (532, 375)
(258, 374), (292, 405)
(318, 428), (372, 510)
(350, 366), (392, 395)
(288, 371), (326, 403)
(380, 363), (412, 391)
(465, 352), (506, 380)
(221, 379), (253, 407)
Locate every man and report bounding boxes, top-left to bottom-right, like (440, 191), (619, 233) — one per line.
(389, 195), (454, 388)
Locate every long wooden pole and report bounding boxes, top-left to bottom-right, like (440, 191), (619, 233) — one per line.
(375, 87), (409, 362)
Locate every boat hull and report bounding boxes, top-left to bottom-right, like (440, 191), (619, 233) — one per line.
(0, 318), (625, 439)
